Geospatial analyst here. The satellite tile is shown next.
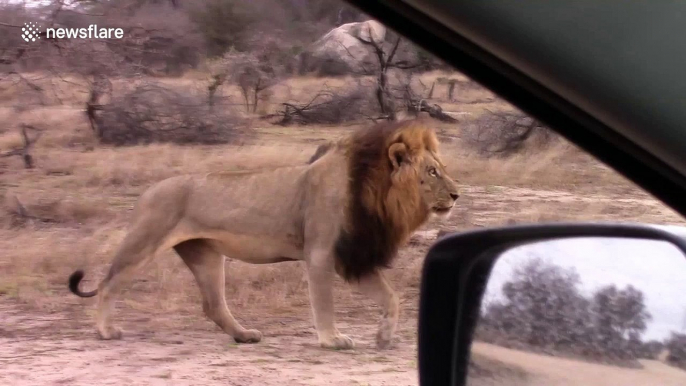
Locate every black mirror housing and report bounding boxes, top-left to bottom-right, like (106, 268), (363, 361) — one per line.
(417, 222), (686, 386)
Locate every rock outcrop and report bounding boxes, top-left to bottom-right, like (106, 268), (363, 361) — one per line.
(298, 20), (386, 76)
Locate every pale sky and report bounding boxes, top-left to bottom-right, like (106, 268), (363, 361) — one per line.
(484, 234), (686, 341)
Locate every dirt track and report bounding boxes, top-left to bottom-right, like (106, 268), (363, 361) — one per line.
(3, 299), (686, 386)
(470, 343), (686, 386)
(2, 182), (685, 385)
(1, 301), (421, 386)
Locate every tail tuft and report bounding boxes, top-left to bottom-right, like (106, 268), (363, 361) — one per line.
(68, 269), (98, 298)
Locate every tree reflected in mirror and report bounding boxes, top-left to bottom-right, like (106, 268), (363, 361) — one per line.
(469, 237), (686, 386)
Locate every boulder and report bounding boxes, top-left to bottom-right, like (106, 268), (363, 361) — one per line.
(298, 20), (387, 76)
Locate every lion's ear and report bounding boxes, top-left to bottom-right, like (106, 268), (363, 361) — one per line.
(388, 142), (408, 170)
(429, 150), (446, 168)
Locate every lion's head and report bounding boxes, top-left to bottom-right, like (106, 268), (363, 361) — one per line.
(385, 124), (460, 220)
(330, 119), (461, 281)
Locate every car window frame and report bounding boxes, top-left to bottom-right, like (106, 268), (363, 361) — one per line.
(343, 0), (686, 218)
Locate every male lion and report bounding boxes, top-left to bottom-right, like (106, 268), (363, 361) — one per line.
(68, 118), (460, 350)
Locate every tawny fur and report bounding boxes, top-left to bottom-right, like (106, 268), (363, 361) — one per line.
(68, 118), (460, 350)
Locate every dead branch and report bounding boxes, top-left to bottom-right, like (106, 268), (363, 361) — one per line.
(0, 125), (42, 168)
(207, 72), (228, 111)
(6, 195), (58, 227)
(272, 84), (376, 126)
(13, 196), (30, 219)
(396, 74), (458, 123)
(84, 75), (112, 137)
(351, 26), (435, 121)
(336, 40), (373, 75)
(354, 30), (396, 120)
(413, 100), (458, 123)
(7, 72), (43, 93)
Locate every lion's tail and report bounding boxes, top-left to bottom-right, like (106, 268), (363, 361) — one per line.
(68, 270), (98, 298)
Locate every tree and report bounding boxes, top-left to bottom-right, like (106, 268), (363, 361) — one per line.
(479, 257), (654, 362)
(481, 258), (592, 350)
(351, 28), (423, 121)
(591, 284), (652, 357)
(665, 332), (686, 369)
(636, 339), (664, 360)
(188, 0), (258, 56)
(209, 40), (289, 114)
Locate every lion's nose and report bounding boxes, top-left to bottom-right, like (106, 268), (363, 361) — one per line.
(450, 193), (459, 200)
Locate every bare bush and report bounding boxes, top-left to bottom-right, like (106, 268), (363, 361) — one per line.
(189, 0), (350, 59)
(353, 29), (409, 120)
(286, 0), (365, 27)
(343, 28), (454, 121)
(0, 4), (36, 70)
(269, 70), (455, 126)
(666, 332), (686, 369)
(189, 0), (260, 57)
(210, 43), (289, 114)
(106, 3), (205, 77)
(463, 111), (560, 157)
(274, 82), (377, 125)
(2, 1), (202, 77)
(93, 83), (247, 146)
(2, 194), (112, 229)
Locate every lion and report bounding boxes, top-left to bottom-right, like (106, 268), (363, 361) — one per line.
(68, 118), (461, 350)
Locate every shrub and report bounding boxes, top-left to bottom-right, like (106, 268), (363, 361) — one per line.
(94, 84), (247, 146)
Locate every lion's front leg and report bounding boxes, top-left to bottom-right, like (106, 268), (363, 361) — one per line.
(306, 253), (354, 350)
(355, 270), (400, 349)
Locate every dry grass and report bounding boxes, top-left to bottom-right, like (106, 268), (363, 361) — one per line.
(0, 71), (684, 324)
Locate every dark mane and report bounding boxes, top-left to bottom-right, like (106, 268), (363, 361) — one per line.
(334, 120), (435, 281)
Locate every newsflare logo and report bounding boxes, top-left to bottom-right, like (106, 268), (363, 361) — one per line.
(21, 22), (124, 43)
(22, 22), (41, 43)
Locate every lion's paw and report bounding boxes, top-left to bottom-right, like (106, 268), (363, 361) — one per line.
(234, 329), (262, 344)
(319, 333), (355, 350)
(375, 336), (396, 350)
(97, 326), (123, 340)
(375, 329), (396, 349)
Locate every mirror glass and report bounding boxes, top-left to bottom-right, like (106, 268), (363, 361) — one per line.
(468, 237), (686, 386)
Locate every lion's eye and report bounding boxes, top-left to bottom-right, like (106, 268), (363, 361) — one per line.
(428, 167), (438, 177)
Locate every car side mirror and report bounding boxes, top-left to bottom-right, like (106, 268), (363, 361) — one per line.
(417, 222), (686, 386)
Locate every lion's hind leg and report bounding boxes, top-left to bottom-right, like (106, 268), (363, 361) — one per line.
(174, 239), (262, 344)
(95, 226), (171, 340)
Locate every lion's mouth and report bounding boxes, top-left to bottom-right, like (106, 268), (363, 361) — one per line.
(432, 206), (452, 214)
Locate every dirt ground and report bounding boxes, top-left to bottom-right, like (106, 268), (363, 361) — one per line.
(3, 298), (686, 386)
(2, 72), (686, 385)
(0, 300), (422, 386)
(469, 342), (686, 386)
(1, 183), (684, 385)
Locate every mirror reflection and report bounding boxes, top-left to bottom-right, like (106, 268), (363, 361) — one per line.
(469, 237), (686, 386)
